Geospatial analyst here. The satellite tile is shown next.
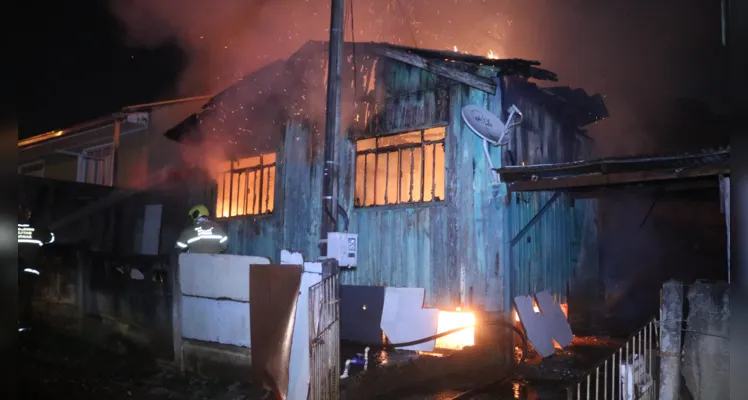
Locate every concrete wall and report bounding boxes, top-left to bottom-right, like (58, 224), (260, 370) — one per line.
(29, 247), (174, 359)
(175, 253), (270, 381)
(681, 281), (730, 400)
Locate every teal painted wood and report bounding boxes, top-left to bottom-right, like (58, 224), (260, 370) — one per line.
(204, 51), (598, 315)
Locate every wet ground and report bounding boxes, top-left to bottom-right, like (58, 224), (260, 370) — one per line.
(21, 322), (623, 400)
(342, 336), (625, 399)
(19, 324), (267, 400)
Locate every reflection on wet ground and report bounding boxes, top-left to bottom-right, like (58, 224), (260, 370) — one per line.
(344, 336), (626, 399)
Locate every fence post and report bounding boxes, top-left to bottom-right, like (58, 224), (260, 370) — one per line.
(171, 252), (184, 373)
(658, 280), (684, 400)
(75, 249), (90, 334)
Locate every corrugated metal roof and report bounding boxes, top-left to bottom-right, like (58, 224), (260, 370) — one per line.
(497, 146), (730, 182)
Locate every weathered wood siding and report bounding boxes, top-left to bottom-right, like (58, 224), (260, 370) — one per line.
(198, 44), (598, 313)
(500, 77), (598, 316)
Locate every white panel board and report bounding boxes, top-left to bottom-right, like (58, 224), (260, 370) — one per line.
(181, 295), (250, 347)
(514, 291), (573, 357)
(179, 253), (270, 301)
(287, 262), (322, 400)
(141, 204), (163, 255)
(380, 287), (440, 352)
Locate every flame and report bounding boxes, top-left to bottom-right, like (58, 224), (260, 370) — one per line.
(487, 50), (497, 59)
(514, 302), (568, 322)
(453, 45), (458, 52)
(435, 310), (475, 350)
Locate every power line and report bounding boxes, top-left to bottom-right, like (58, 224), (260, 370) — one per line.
(394, 0), (418, 47)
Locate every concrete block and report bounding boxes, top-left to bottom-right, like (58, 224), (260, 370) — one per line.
(682, 281), (730, 400)
(181, 296), (250, 348)
(179, 253), (270, 301)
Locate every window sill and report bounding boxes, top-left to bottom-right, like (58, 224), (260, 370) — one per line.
(352, 200), (447, 213)
(217, 212), (276, 222)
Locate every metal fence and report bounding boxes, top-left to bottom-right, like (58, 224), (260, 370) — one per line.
(567, 318), (660, 400)
(308, 272), (340, 400)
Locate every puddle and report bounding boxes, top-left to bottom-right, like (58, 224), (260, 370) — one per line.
(340, 341), (422, 376)
(483, 379), (569, 400)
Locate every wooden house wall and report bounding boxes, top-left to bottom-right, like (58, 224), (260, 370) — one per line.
(194, 45), (599, 313)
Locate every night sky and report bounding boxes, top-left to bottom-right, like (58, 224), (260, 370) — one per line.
(20, 0), (727, 155)
(19, 0), (185, 139)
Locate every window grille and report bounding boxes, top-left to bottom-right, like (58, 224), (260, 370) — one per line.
(354, 127), (446, 207)
(216, 153), (276, 218)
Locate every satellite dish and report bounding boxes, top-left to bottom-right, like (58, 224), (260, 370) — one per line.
(461, 104), (523, 179)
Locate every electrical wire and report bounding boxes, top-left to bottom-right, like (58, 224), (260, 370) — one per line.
(349, 0), (358, 99)
(394, 0), (419, 47)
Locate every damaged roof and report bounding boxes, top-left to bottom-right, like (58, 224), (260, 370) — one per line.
(164, 41), (607, 144)
(497, 146), (730, 192)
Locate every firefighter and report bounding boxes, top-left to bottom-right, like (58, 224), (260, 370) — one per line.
(176, 204), (229, 254)
(18, 206), (54, 330)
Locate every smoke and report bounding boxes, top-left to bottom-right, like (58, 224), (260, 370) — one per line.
(109, 0), (726, 158)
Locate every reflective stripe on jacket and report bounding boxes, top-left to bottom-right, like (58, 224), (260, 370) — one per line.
(176, 218), (229, 254)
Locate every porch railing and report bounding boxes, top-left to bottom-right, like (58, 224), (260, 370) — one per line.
(567, 318), (660, 400)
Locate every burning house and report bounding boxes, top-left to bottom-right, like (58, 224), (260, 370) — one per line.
(164, 41), (608, 350)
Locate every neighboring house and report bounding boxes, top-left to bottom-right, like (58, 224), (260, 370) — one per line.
(163, 41), (608, 318)
(18, 96), (211, 188)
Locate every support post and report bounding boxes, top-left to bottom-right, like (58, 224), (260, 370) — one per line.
(659, 280), (684, 400)
(75, 249), (90, 334)
(112, 116), (121, 187)
(320, 0), (345, 256)
(171, 252), (184, 373)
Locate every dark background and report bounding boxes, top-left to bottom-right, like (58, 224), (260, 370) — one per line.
(19, 1), (185, 137)
(20, 0), (730, 156)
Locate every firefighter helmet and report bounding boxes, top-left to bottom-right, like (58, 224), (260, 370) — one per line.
(188, 204), (210, 221)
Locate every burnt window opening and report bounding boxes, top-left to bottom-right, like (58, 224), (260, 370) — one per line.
(216, 153), (276, 218)
(354, 127), (446, 208)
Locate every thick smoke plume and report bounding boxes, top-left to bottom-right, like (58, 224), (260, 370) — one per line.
(110, 0), (726, 158)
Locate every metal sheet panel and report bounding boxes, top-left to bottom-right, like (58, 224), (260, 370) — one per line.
(179, 253), (270, 301)
(181, 296), (251, 347)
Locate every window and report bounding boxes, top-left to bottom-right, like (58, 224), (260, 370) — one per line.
(354, 127), (446, 207)
(18, 160), (44, 177)
(216, 153), (277, 218)
(77, 143), (114, 186)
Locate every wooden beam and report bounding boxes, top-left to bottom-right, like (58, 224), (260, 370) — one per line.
(504, 166), (729, 192)
(570, 179), (720, 198)
(372, 47), (497, 94)
(510, 192), (561, 246)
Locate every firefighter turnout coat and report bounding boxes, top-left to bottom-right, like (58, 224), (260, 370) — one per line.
(176, 217), (229, 254)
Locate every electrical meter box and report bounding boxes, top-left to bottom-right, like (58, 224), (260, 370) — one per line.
(326, 232), (358, 267)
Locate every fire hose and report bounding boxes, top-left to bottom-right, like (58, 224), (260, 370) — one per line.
(344, 319), (529, 364)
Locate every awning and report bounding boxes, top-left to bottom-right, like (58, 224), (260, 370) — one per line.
(496, 146), (730, 193)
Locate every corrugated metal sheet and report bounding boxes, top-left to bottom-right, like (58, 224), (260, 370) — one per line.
(498, 146), (730, 181)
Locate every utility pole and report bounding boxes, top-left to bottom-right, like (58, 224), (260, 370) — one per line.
(321, 0), (345, 255)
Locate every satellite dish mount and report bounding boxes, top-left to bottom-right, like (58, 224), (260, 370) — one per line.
(461, 104), (523, 182)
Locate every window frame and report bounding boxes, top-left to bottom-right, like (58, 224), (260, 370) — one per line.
(353, 125), (447, 208)
(18, 160), (45, 177)
(76, 142), (115, 186)
(215, 152), (278, 219)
